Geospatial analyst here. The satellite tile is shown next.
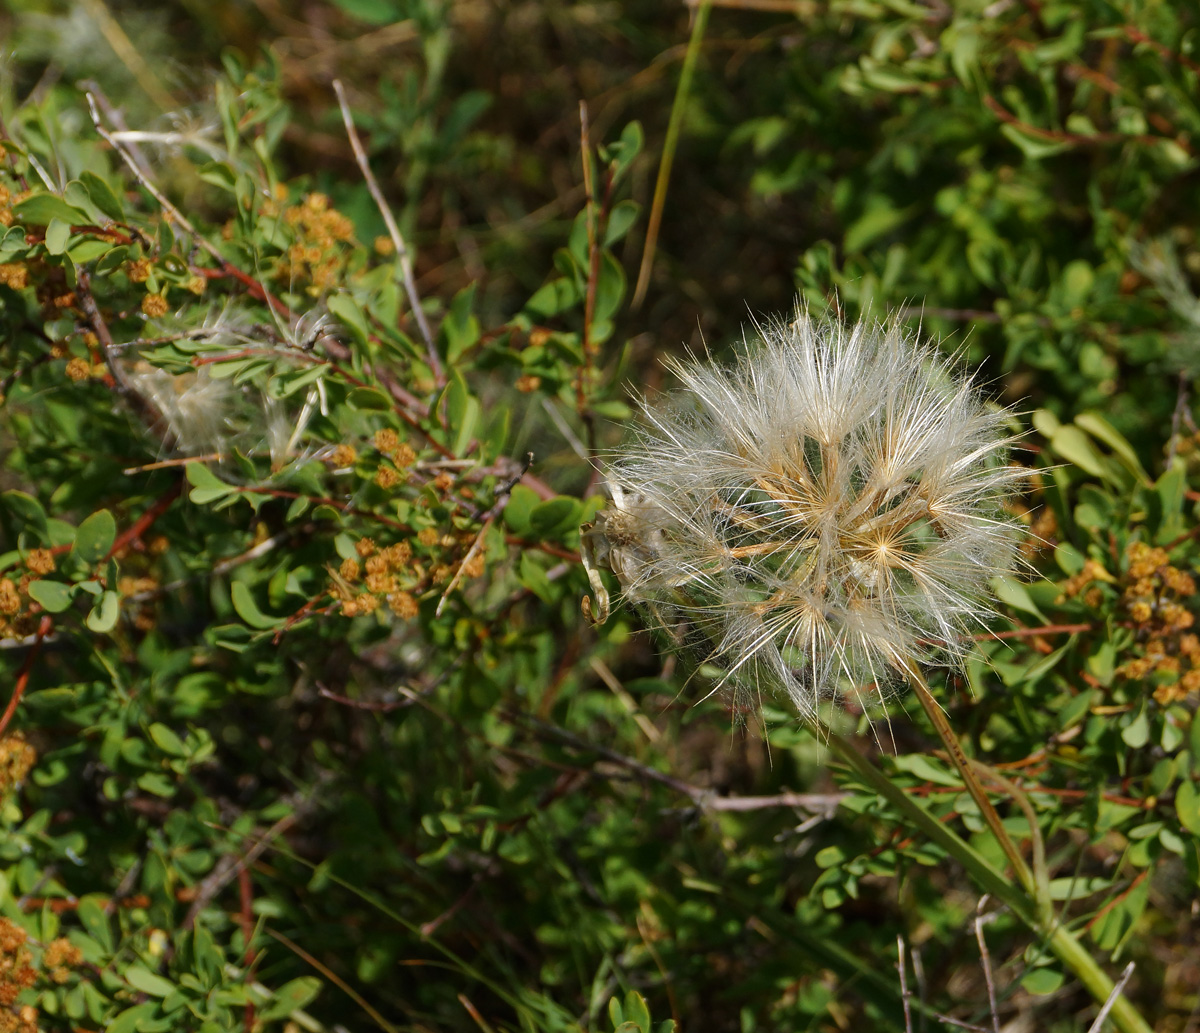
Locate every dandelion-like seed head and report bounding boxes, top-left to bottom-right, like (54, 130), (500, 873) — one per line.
(584, 309), (1025, 719)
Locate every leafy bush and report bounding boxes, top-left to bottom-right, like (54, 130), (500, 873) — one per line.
(1, 2), (1200, 1032)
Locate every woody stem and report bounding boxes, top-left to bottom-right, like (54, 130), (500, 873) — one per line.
(899, 659), (1037, 897)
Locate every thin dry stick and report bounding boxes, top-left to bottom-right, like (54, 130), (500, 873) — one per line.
(434, 453), (531, 617)
(1087, 963), (1137, 1033)
(87, 94), (216, 265)
(86, 89), (292, 320)
(974, 901), (1001, 1033)
(897, 936), (913, 1033)
(332, 79), (440, 382)
(902, 660), (1035, 895)
(266, 927), (399, 1033)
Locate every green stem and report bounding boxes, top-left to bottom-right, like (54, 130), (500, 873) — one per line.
(813, 721), (1153, 1033)
(631, 0), (711, 310)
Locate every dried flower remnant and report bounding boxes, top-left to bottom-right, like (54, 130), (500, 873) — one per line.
(0, 735), (35, 795)
(584, 311), (1024, 718)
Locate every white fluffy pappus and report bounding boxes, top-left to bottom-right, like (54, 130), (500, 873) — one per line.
(583, 309), (1026, 719)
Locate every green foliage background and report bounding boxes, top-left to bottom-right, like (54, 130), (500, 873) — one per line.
(1, 1), (1200, 1031)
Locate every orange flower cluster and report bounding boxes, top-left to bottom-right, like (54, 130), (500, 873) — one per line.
(0, 919), (36, 1015)
(1058, 558), (1115, 609)
(24, 551), (54, 576)
(276, 192), (356, 293)
(41, 938), (82, 985)
(0, 918), (82, 1030)
(0, 575), (38, 641)
(372, 429), (417, 490)
(334, 539), (420, 618)
(0, 264), (27, 290)
(1115, 542), (1200, 703)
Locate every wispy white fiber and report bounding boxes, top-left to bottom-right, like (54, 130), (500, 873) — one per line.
(589, 309), (1024, 718)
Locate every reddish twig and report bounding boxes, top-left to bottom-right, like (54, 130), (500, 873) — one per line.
(984, 94), (1177, 151)
(106, 480), (183, 560)
(1086, 869), (1150, 932)
(0, 616), (51, 737)
(1122, 25), (1200, 76)
(318, 686), (408, 712)
(975, 622), (1094, 640)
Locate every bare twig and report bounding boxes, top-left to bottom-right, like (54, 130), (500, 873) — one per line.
(590, 656), (661, 742)
(435, 453), (532, 617)
(332, 79), (439, 382)
(512, 709), (845, 814)
(974, 900), (1001, 1033)
(86, 89), (294, 321)
(1168, 371), (1190, 467)
(898, 936), (913, 1033)
(183, 810), (301, 930)
(1087, 962), (1137, 1033)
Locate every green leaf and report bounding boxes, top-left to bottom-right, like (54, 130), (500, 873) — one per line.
(108, 1003), (164, 1033)
(11, 193), (89, 226)
(45, 217), (71, 256)
(2, 490), (49, 538)
(72, 509), (117, 565)
(68, 239), (113, 263)
(1122, 707), (1150, 749)
(503, 485), (540, 535)
(125, 965), (176, 997)
(1049, 425), (1108, 479)
(78, 170), (125, 221)
(1075, 412), (1149, 484)
(518, 552), (554, 603)
(77, 895), (113, 953)
(624, 991), (651, 1032)
(604, 200), (640, 247)
(148, 723), (187, 757)
(443, 371), (480, 457)
(185, 462), (234, 504)
(348, 387), (392, 411)
(1176, 779), (1200, 836)
(443, 283), (480, 362)
(844, 198), (912, 253)
(1021, 968), (1065, 995)
(530, 496), (582, 537)
(230, 581), (284, 629)
(327, 292), (370, 347)
(999, 124), (1070, 160)
(991, 576), (1047, 622)
(258, 976), (322, 1022)
(85, 590), (120, 633)
(525, 278), (581, 319)
(593, 252), (626, 323)
(27, 580), (74, 613)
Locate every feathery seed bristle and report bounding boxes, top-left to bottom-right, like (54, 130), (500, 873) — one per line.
(583, 309), (1025, 718)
